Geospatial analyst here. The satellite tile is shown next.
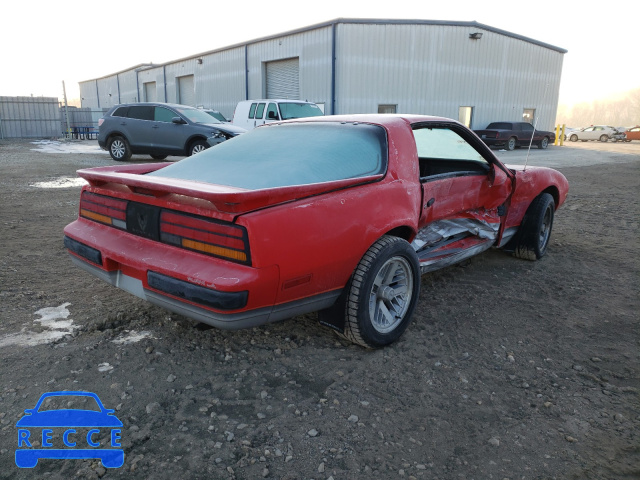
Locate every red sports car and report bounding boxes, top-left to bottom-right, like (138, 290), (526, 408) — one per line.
(64, 115), (569, 348)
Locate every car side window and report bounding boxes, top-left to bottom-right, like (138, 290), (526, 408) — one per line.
(255, 103), (266, 119)
(248, 103), (257, 119)
(521, 124), (534, 133)
(266, 103), (279, 120)
(584, 127), (594, 132)
(112, 106), (129, 117)
(127, 106), (154, 121)
(413, 127), (489, 179)
(154, 107), (176, 123)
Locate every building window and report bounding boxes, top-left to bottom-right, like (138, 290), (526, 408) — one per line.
(378, 104), (397, 114)
(458, 106), (474, 127)
(523, 108), (536, 124)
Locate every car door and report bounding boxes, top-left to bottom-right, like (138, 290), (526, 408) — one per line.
(581, 127), (596, 140)
(123, 105), (154, 150)
(253, 103), (266, 128)
(519, 122), (536, 146)
(150, 106), (188, 154)
(412, 124), (513, 271)
(264, 102), (280, 125)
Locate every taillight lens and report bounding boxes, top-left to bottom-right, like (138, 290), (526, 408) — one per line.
(80, 192), (127, 229)
(160, 211), (250, 265)
(98, 118), (104, 127)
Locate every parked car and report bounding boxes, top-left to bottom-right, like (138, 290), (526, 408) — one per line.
(623, 126), (640, 141)
(98, 102), (246, 161)
(232, 99), (323, 130)
(473, 122), (555, 151)
(567, 125), (617, 142)
(64, 114), (568, 348)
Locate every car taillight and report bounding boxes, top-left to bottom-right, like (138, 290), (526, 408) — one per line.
(80, 192), (127, 229)
(98, 118), (104, 127)
(160, 211), (250, 265)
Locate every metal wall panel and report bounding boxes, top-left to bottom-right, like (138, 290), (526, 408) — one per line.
(194, 47), (246, 118)
(335, 23), (563, 130)
(246, 26), (333, 107)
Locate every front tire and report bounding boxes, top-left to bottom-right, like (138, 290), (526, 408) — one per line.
(570, 134), (578, 142)
(189, 140), (208, 156)
(343, 236), (420, 348)
(506, 137), (517, 151)
(107, 136), (131, 161)
(513, 193), (555, 261)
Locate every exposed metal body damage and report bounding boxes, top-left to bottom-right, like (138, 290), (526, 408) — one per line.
(411, 215), (500, 273)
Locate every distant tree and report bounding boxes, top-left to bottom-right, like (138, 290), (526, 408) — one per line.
(556, 86), (640, 127)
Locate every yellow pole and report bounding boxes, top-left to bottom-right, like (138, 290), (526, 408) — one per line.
(555, 125), (560, 145)
(560, 124), (566, 146)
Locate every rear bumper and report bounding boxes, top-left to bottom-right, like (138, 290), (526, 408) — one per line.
(63, 220), (339, 329)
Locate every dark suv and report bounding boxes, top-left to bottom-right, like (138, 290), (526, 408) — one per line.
(98, 102), (246, 161)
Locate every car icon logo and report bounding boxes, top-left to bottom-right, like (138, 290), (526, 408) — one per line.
(15, 391), (124, 468)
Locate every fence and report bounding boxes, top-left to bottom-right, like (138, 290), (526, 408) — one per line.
(0, 96), (107, 139)
(0, 96), (60, 138)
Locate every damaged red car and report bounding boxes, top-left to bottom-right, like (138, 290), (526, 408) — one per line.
(64, 115), (568, 348)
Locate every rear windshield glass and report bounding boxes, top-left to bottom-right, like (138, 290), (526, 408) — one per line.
(147, 122), (387, 190)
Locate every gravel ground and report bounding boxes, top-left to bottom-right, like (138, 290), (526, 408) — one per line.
(0, 139), (638, 480)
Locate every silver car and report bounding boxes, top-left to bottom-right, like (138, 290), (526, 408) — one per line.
(567, 125), (617, 142)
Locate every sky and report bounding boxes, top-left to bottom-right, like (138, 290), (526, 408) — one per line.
(3, 0), (639, 107)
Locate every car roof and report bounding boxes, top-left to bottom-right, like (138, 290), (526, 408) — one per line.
(241, 99), (318, 104)
(113, 102), (197, 110)
(283, 113), (460, 127)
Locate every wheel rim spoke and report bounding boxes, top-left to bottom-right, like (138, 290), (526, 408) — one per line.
(369, 256), (414, 334)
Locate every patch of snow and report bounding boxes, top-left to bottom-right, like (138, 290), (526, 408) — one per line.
(0, 303), (79, 348)
(112, 330), (156, 345)
(30, 140), (107, 155)
(31, 177), (88, 189)
(98, 362), (114, 372)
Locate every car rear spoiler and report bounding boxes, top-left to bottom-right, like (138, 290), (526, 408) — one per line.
(77, 163), (384, 215)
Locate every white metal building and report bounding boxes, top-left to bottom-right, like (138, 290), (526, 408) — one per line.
(79, 18), (566, 130)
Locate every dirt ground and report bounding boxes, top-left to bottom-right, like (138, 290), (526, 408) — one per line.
(0, 139), (638, 480)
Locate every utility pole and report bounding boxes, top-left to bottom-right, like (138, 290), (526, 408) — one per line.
(62, 81), (71, 139)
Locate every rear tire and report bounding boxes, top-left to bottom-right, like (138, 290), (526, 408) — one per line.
(107, 136), (131, 161)
(506, 137), (517, 151)
(538, 137), (549, 149)
(343, 236), (420, 348)
(513, 193), (555, 261)
(599, 134), (609, 142)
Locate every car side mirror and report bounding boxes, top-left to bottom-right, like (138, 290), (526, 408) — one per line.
(267, 111), (279, 120)
(172, 117), (187, 125)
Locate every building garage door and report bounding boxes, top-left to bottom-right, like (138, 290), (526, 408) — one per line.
(143, 82), (157, 102)
(177, 75), (195, 106)
(266, 58), (299, 99)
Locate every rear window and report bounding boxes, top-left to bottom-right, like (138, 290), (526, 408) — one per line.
(147, 122), (387, 190)
(486, 122), (512, 130)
